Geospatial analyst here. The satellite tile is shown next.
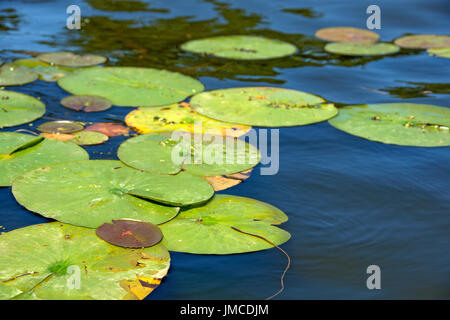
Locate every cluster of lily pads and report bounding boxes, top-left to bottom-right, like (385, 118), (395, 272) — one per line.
(0, 29), (449, 300)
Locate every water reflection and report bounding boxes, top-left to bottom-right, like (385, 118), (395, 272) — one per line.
(380, 81), (450, 98)
(0, 8), (20, 31)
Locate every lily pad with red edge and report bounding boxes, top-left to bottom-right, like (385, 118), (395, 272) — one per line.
(37, 52), (107, 67)
(36, 120), (84, 134)
(61, 95), (112, 112)
(0, 91), (45, 129)
(96, 219), (163, 248)
(394, 34), (450, 49)
(0, 63), (38, 86)
(85, 123), (129, 137)
(315, 27), (379, 43)
(0, 222), (170, 300)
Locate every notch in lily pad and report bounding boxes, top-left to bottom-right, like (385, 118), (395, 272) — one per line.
(61, 95), (112, 112)
(96, 219), (163, 248)
(36, 120), (84, 134)
(37, 52), (107, 67)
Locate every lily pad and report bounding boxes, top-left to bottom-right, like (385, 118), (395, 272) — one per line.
(14, 58), (74, 82)
(125, 103), (251, 137)
(427, 47), (450, 58)
(117, 132), (260, 176)
(71, 131), (109, 145)
(328, 103), (450, 147)
(85, 123), (129, 137)
(61, 95), (112, 112)
(203, 169), (253, 191)
(37, 52), (107, 67)
(181, 35), (297, 60)
(36, 120), (84, 134)
(394, 34), (450, 49)
(0, 133), (88, 186)
(12, 160), (214, 227)
(315, 27), (379, 43)
(0, 91), (45, 129)
(96, 219), (163, 248)
(57, 67), (204, 107)
(0, 222), (170, 300)
(159, 194), (290, 254)
(0, 63), (38, 86)
(324, 42), (400, 56)
(189, 87), (337, 127)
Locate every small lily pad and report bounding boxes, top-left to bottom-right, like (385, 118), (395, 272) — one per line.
(37, 52), (107, 67)
(125, 103), (251, 137)
(61, 95), (112, 112)
(159, 194), (290, 254)
(0, 91), (45, 129)
(328, 103), (450, 147)
(36, 120), (84, 134)
(190, 87), (337, 127)
(181, 35), (297, 60)
(85, 122), (129, 136)
(12, 160), (214, 228)
(71, 131), (109, 145)
(96, 219), (163, 248)
(427, 47), (450, 58)
(0, 132), (88, 186)
(0, 222), (170, 300)
(315, 27), (379, 43)
(14, 58), (74, 82)
(324, 42), (400, 56)
(0, 63), (38, 86)
(394, 34), (450, 49)
(58, 67), (204, 107)
(118, 132), (260, 176)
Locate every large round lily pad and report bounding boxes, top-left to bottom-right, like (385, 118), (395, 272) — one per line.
(189, 87), (337, 127)
(118, 132), (260, 176)
(0, 91), (45, 129)
(181, 35), (297, 60)
(315, 27), (379, 43)
(14, 58), (74, 82)
(394, 34), (450, 49)
(57, 67), (204, 107)
(328, 103), (450, 147)
(125, 103), (251, 137)
(159, 194), (290, 254)
(0, 222), (170, 300)
(0, 63), (38, 86)
(61, 95), (112, 112)
(0, 133), (89, 186)
(427, 47), (450, 58)
(324, 42), (400, 56)
(37, 52), (107, 67)
(12, 160), (214, 227)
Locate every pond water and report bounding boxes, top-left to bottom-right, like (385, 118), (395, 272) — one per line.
(0, 0), (449, 299)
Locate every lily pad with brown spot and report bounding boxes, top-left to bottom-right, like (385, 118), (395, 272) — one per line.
(324, 42), (400, 56)
(0, 91), (45, 129)
(37, 52), (107, 67)
(36, 120), (84, 134)
(96, 219), (163, 248)
(394, 34), (450, 49)
(0, 63), (38, 86)
(85, 123), (129, 137)
(0, 222), (170, 300)
(203, 169), (253, 191)
(315, 27), (379, 43)
(61, 95), (112, 112)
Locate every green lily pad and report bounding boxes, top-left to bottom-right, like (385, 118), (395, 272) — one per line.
(57, 67), (204, 107)
(37, 52), (107, 67)
(181, 35), (297, 60)
(159, 194), (290, 254)
(328, 103), (450, 147)
(394, 34), (450, 49)
(0, 91), (45, 129)
(0, 63), (38, 86)
(96, 219), (163, 248)
(71, 131), (109, 145)
(14, 58), (74, 82)
(61, 95), (112, 112)
(189, 87), (337, 127)
(0, 133), (89, 186)
(427, 47), (450, 58)
(125, 103), (251, 137)
(324, 42), (400, 56)
(315, 27), (379, 43)
(36, 120), (84, 134)
(0, 222), (170, 300)
(117, 132), (260, 176)
(12, 160), (214, 227)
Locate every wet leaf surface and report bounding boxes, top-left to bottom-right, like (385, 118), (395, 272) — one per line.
(61, 95), (112, 112)
(85, 122), (129, 136)
(37, 52), (107, 67)
(0, 91), (45, 128)
(96, 219), (163, 248)
(36, 120), (84, 134)
(315, 27), (379, 43)
(0, 63), (38, 86)
(0, 222), (170, 300)
(394, 34), (450, 49)
(324, 42), (400, 56)
(13, 58), (74, 82)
